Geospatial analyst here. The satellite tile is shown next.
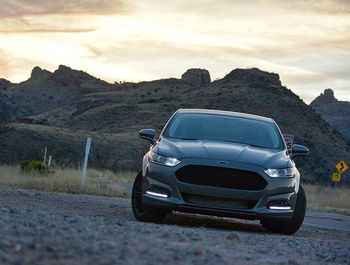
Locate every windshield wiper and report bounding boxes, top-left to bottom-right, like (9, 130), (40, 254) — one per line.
(223, 140), (267, 149)
(246, 143), (268, 149)
(180, 137), (198, 141)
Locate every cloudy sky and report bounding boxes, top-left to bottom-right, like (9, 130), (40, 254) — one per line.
(0, 0), (349, 103)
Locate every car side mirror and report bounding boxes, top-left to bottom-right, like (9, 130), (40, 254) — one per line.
(291, 144), (309, 159)
(139, 129), (156, 145)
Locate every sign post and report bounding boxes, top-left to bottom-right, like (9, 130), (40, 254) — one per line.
(283, 134), (294, 151)
(81, 137), (92, 188)
(335, 160), (348, 174)
(332, 173), (341, 182)
(332, 160), (348, 187)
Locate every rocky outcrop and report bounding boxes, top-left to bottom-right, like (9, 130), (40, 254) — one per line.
(2, 65), (114, 115)
(311, 88), (337, 104)
(29, 66), (51, 81)
(51, 65), (103, 83)
(223, 68), (281, 86)
(0, 78), (13, 90)
(181, 68), (211, 87)
(311, 89), (350, 140)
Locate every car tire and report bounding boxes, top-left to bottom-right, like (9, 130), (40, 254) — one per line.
(261, 185), (306, 235)
(131, 171), (168, 223)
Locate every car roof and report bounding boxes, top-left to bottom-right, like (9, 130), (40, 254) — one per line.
(176, 109), (275, 123)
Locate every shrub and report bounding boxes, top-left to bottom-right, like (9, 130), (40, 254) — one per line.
(20, 160), (54, 175)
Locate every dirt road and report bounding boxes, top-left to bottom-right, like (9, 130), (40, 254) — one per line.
(0, 187), (349, 265)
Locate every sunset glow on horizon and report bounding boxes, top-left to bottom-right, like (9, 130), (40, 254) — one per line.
(0, 0), (349, 103)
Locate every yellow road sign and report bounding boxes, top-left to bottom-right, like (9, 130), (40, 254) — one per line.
(332, 173), (341, 182)
(336, 160), (348, 174)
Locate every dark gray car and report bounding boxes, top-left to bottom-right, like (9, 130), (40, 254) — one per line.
(131, 109), (309, 234)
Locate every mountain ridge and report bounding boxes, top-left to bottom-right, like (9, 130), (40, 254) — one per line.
(0, 65), (349, 184)
(311, 88), (350, 141)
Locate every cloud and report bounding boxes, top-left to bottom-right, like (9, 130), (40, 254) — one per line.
(85, 45), (103, 58)
(0, 0), (349, 103)
(0, 0), (131, 33)
(0, 0), (130, 17)
(0, 28), (96, 34)
(0, 49), (10, 78)
(274, 0), (350, 15)
(149, 0), (350, 20)
(0, 13), (98, 34)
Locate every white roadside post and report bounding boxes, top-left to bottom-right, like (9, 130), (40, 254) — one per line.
(48, 155), (52, 167)
(43, 147), (48, 165)
(81, 137), (92, 188)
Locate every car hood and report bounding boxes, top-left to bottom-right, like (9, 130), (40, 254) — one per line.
(156, 138), (292, 169)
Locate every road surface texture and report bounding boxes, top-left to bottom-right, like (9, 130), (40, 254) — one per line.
(0, 187), (349, 265)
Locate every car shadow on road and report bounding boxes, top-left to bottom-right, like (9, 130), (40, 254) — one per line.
(163, 212), (266, 233)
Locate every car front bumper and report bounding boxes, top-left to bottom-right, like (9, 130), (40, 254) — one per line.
(141, 158), (299, 221)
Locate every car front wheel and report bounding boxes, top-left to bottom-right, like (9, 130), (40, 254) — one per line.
(131, 171), (169, 223)
(261, 185), (306, 235)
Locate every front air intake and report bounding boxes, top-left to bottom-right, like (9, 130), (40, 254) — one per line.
(175, 165), (267, 191)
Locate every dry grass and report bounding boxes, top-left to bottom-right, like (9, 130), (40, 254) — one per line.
(304, 184), (350, 215)
(0, 165), (136, 197)
(1, 165), (349, 215)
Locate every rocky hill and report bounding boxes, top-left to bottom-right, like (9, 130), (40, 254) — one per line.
(311, 89), (350, 141)
(0, 78), (31, 122)
(0, 78), (13, 90)
(0, 66), (349, 184)
(3, 65), (115, 116)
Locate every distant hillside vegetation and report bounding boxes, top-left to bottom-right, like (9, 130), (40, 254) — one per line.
(0, 66), (349, 184)
(311, 89), (350, 141)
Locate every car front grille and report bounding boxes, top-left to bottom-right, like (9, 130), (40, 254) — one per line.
(182, 193), (257, 210)
(175, 165), (267, 191)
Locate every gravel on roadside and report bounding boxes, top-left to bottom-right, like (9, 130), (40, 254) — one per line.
(0, 187), (349, 265)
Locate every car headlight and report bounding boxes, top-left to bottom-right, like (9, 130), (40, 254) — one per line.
(264, 167), (296, 178)
(148, 151), (180, 167)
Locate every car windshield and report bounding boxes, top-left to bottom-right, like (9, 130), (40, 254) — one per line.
(163, 113), (284, 150)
